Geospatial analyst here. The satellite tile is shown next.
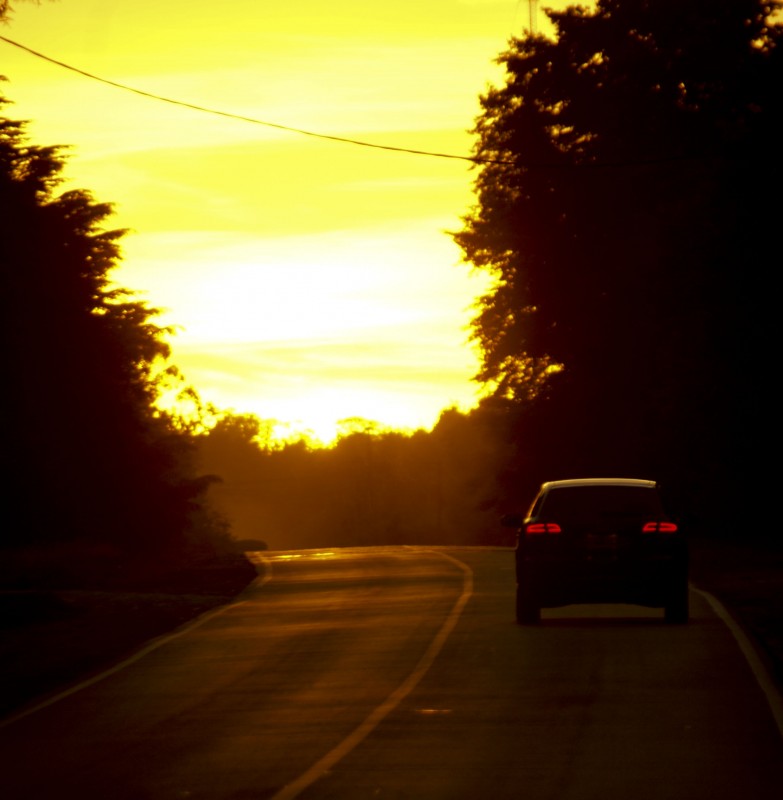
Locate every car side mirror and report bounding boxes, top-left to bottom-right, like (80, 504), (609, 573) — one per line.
(500, 513), (523, 528)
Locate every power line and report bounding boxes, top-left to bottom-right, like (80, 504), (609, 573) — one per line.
(0, 36), (708, 172)
(0, 35), (510, 165)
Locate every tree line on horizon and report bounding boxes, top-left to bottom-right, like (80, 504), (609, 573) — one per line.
(194, 407), (513, 551)
(2, 0), (780, 587)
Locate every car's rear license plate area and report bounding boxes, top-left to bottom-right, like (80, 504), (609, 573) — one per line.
(584, 534), (619, 561)
(586, 533), (618, 548)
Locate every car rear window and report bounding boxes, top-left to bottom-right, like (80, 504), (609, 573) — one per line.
(538, 486), (663, 520)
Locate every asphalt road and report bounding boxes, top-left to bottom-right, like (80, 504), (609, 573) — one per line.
(1, 547), (781, 800)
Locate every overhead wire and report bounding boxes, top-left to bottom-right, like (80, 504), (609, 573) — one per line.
(1, 35), (705, 171)
(0, 35), (511, 165)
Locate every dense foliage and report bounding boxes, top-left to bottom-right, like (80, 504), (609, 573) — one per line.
(1, 101), (228, 578)
(196, 406), (512, 550)
(455, 0), (782, 531)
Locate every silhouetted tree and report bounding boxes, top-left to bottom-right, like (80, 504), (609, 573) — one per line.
(1, 100), (227, 573)
(2, 1), (19, 19)
(455, 0), (782, 532)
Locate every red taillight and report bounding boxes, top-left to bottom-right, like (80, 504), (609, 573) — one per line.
(525, 522), (562, 535)
(642, 521), (678, 533)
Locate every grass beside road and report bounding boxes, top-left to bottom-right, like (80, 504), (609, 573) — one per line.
(0, 554), (261, 720)
(1, 541), (781, 722)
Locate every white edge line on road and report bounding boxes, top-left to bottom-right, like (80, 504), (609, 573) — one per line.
(270, 550), (475, 800)
(693, 585), (783, 739)
(0, 562), (272, 729)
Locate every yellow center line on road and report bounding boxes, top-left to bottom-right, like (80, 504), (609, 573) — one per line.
(271, 549), (474, 800)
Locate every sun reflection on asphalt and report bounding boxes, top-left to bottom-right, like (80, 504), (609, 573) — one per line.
(269, 552), (336, 561)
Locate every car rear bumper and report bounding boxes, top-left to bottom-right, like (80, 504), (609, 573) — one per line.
(516, 554), (687, 608)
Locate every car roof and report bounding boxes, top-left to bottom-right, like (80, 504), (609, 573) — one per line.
(540, 478), (657, 491)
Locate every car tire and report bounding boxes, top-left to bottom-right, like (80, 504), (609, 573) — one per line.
(664, 583), (689, 624)
(516, 585), (540, 625)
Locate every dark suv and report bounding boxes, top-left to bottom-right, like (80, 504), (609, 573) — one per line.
(504, 478), (688, 624)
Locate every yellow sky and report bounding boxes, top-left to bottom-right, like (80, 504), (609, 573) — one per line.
(1, 0), (568, 443)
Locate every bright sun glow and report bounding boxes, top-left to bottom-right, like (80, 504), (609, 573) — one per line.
(0, 1), (574, 444)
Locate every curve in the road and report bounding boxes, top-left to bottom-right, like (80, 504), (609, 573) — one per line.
(270, 549), (474, 800)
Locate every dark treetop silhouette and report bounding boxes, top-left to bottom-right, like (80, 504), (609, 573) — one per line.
(0, 98), (230, 582)
(453, 0), (782, 533)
